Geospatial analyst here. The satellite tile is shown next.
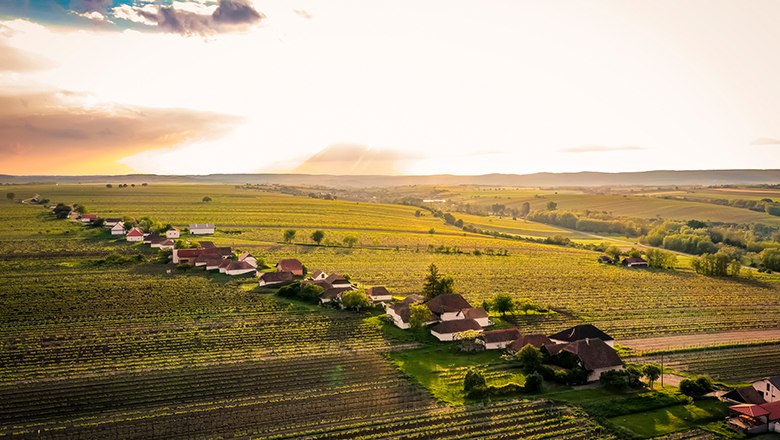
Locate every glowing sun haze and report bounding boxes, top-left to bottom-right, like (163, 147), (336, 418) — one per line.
(1, 0), (779, 175)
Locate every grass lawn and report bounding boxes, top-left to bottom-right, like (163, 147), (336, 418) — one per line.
(387, 343), (525, 405)
(607, 398), (729, 438)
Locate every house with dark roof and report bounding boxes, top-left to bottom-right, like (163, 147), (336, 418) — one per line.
(430, 319), (482, 341)
(549, 324), (615, 347)
(724, 386), (767, 405)
(172, 247), (232, 264)
(276, 259), (304, 276)
(507, 334), (554, 353)
(481, 328), (521, 350)
(79, 214), (98, 223)
(225, 260), (256, 276)
(204, 257), (224, 271)
(456, 307), (491, 327)
(150, 238), (174, 251)
(598, 255), (614, 264)
(324, 273), (351, 289)
(104, 218), (123, 227)
(425, 294), (473, 321)
(752, 377), (780, 403)
(543, 338), (623, 382)
(320, 287), (352, 304)
(366, 286), (393, 302)
(310, 270), (328, 281)
(258, 271), (294, 287)
(622, 257), (649, 268)
(385, 296), (425, 329)
(239, 252), (258, 268)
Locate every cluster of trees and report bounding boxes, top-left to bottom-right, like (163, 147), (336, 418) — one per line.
(421, 264), (455, 300)
(105, 183), (146, 188)
(527, 210), (647, 236)
(482, 293), (541, 316)
(463, 368), (542, 399)
(691, 251), (742, 277)
(673, 194), (780, 217)
(679, 376), (714, 398)
(277, 282), (324, 303)
(503, 344), (588, 386)
(281, 229), (327, 245)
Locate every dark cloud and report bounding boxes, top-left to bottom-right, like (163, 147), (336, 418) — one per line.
(0, 90), (240, 173)
(134, 0), (264, 36)
(561, 145), (645, 153)
(293, 144), (410, 175)
(751, 138), (780, 145)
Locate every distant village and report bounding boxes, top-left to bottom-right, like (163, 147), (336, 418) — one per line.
(68, 209), (780, 434)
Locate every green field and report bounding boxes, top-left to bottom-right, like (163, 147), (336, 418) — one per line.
(2, 184), (779, 438)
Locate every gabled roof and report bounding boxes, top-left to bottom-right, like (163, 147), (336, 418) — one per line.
(260, 271), (294, 283)
(199, 241), (216, 248)
(325, 273), (349, 284)
(311, 269), (325, 278)
(724, 386), (766, 405)
(549, 324), (613, 342)
(80, 214), (98, 219)
(175, 247), (231, 258)
(190, 224), (215, 229)
(239, 251), (255, 261)
(110, 222), (125, 230)
(301, 279), (333, 290)
(425, 294), (472, 315)
(105, 218), (122, 222)
(367, 286), (391, 297)
(622, 257), (648, 265)
(321, 287), (351, 300)
(482, 328), (521, 344)
(226, 261), (255, 271)
(127, 227), (144, 237)
(551, 338), (623, 370)
(167, 227), (179, 231)
(277, 258), (303, 272)
(431, 319), (482, 335)
(460, 307), (488, 320)
(767, 376), (780, 389)
(730, 404), (770, 418)
(219, 259), (233, 268)
(762, 401), (780, 421)
(509, 334), (553, 352)
(389, 303), (412, 323)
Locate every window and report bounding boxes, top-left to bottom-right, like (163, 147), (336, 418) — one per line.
(768, 383), (772, 392)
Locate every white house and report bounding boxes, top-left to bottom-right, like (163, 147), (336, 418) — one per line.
(151, 239), (175, 251)
(366, 286), (393, 302)
(325, 273), (352, 289)
(456, 307), (492, 327)
(430, 319), (483, 342)
(425, 294), (473, 322)
(104, 218), (123, 227)
(225, 261), (256, 276)
(165, 228), (180, 239)
(753, 377), (780, 403)
(481, 328), (521, 350)
(239, 252), (258, 268)
(126, 227), (144, 242)
(310, 270), (328, 281)
(218, 259), (232, 274)
(79, 214), (98, 223)
(110, 223), (126, 235)
(190, 224), (215, 235)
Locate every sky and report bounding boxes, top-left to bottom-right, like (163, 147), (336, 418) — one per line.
(0, 0), (779, 176)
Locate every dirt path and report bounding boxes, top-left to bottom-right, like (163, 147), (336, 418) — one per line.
(619, 329), (780, 353)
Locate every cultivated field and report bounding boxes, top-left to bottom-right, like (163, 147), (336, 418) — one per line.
(2, 184), (780, 438)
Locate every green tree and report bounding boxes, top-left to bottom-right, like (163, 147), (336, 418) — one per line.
(643, 364), (662, 388)
(492, 293), (515, 316)
(520, 202), (530, 217)
(428, 228), (435, 234)
(74, 205), (87, 214)
(644, 249), (678, 269)
(604, 246), (622, 263)
(343, 236), (359, 247)
(511, 344), (543, 374)
(760, 248), (780, 271)
(463, 368), (487, 392)
(515, 298), (537, 314)
(202, 196), (212, 202)
(679, 376), (713, 398)
(437, 277), (455, 295)
(6, 192), (14, 200)
(341, 290), (371, 310)
(311, 230), (325, 245)
(546, 201), (557, 210)
(422, 263), (440, 299)
(408, 303), (433, 329)
(283, 229), (296, 243)
(523, 372), (543, 393)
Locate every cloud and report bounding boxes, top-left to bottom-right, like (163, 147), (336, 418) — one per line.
(751, 138), (780, 145)
(0, 28), (54, 72)
(0, 89), (240, 174)
(561, 145), (646, 153)
(114, 0), (264, 35)
(292, 144), (412, 175)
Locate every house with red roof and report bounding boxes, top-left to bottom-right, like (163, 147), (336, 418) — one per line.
(276, 259), (304, 276)
(126, 227), (144, 242)
(79, 214), (98, 223)
(727, 401), (780, 434)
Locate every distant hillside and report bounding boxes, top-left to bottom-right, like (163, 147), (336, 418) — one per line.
(2, 169), (779, 188)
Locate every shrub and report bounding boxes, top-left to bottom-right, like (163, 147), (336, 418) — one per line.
(524, 372), (543, 393)
(463, 368), (487, 393)
(679, 375), (714, 398)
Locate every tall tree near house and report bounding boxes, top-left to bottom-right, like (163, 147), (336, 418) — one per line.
(492, 293), (514, 316)
(643, 364), (662, 388)
(311, 230), (325, 245)
(422, 263), (440, 300)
